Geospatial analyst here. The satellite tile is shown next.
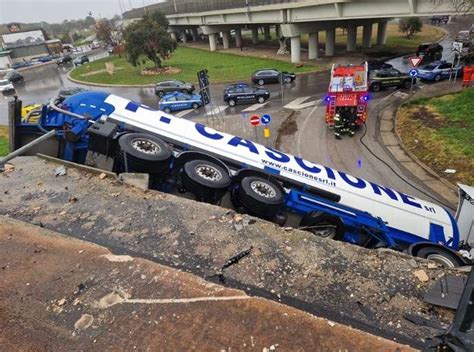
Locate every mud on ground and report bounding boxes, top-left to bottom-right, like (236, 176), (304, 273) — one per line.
(0, 156), (466, 348)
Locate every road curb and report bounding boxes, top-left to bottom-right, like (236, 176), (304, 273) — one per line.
(379, 88), (464, 207)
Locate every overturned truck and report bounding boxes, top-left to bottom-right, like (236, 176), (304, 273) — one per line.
(4, 91), (474, 267)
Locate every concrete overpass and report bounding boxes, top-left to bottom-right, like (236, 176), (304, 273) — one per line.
(124, 0), (469, 63)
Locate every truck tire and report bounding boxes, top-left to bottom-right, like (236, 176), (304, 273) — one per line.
(228, 99), (236, 107)
(118, 133), (172, 174)
(181, 159), (231, 202)
(371, 83), (381, 92)
(299, 211), (345, 241)
(416, 247), (462, 268)
(236, 176), (284, 218)
(403, 80), (411, 89)
(258, 79), (265, 86)
(257, 96), (265, 104)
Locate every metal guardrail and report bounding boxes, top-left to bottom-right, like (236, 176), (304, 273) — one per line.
(123, 0), (300, 19)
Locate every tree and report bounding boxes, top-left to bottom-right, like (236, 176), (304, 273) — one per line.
(123, 11), (177, 69)
(95, 19), (122, 47)
(398, 17), (423, 39)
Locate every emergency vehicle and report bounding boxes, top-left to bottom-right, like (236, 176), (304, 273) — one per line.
(4, 91), (474, 267)
(325, 63), (369, 128)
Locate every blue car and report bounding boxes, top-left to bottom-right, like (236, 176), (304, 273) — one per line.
(417, 61), (463, 82)
(159, 92), (203, 113)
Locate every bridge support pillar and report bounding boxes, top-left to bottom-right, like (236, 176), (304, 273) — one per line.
(325, 28), (335, 57)
(209, 33), (217, 51)
(222, 31), (230, 49)
(290, 36), (301, 63)
(252, 28), (259, 44)
(191, 28), (198, 42)
(235, 28), (242, 48)
(181, 30), (188, 44)
(308, 32), (319, 60)
(170, 32), (177, 41)
(346, 24), (357, 52)
(377, 21), (388, 46)
(264, 26), (271, 41)
(362, 23), (373, 48)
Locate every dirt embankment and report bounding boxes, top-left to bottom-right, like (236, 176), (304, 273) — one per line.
(0, 156), (465, 349)
(0, 216), (415, 351)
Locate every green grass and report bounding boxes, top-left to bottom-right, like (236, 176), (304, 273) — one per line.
(70, 46), (321, 85)
(426, 89), (474, 158)
(397, 89), (474, 185)
(0, 126), (8, 157)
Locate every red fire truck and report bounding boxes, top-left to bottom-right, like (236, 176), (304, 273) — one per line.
(325, 63), (369, 129)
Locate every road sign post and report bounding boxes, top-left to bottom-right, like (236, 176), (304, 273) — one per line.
(260, 114), (272, 145)
(250, 114), (260, 143)
(409, 69), (418, 95)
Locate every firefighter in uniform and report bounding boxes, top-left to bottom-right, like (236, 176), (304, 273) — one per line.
(334, 113), (343, 140)
(347, 107), (357, 137)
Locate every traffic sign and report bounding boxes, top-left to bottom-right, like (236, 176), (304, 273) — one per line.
(260, 114), (271, 125)
(409, 69), (418, 77)
(408, 57), (423, 68)
(250, 114), (260, 126)
(452, 41), (463, 53)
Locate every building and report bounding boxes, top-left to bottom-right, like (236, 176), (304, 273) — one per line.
(0, 23), (61, 68)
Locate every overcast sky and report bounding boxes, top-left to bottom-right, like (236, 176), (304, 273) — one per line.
(0, 0), (159, 23)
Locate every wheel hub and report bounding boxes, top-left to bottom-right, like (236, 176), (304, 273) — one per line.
(131, 139), (161, 155)
(250, 181), (276, 199)
(195, 164), (222, 181)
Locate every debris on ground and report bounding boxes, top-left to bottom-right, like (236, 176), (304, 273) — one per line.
(413, 270), (430, 283)
(54, 166), (67, 177)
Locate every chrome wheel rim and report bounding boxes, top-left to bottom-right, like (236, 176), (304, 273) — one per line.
(131, 138), (161, 155)
(250, 180), (276, 199)
(195, 164), (222, 182)
(426, 254), (455, 268)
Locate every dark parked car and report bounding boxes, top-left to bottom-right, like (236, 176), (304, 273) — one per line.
(74, 55), (89, 66)
(430, 16), (449, 25)
(251, 69), (295, 85)
(366, 60), (393, 72)
(57, 55), (73, 65)
(56, 87), (88, 103)
(416, 43), (443, 63)
(5, 70), (24, 84)
(223, 84), (270, 107)
(155, 80), (195, 97)
(369, 68), (414, 92)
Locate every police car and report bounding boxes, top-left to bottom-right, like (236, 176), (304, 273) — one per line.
(223, 84), (270, 107)
(158, 92), (203, 113)
(417, 61), (463, 82)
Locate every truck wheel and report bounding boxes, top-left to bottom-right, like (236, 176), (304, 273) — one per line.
(403, 80), (411, 89)
(236, 176), (284, 218)
(371, 83), (381, 92)
(258, 79), (265, 86)
(181, 159), (231, 203)
(416, 247), (462, 268)
(118, 133), (172, 174)
(228, 99), (236, 107)
(299, 211), (345, 241)
(257, 96), (265, 104)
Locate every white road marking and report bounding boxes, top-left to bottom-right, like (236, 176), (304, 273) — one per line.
(174, 109), (195, 118)
(284, 96), (319, 110)
(296, 99), (322, 156)
(206, 105), (228, 116)
(242, 101), (269, 112)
